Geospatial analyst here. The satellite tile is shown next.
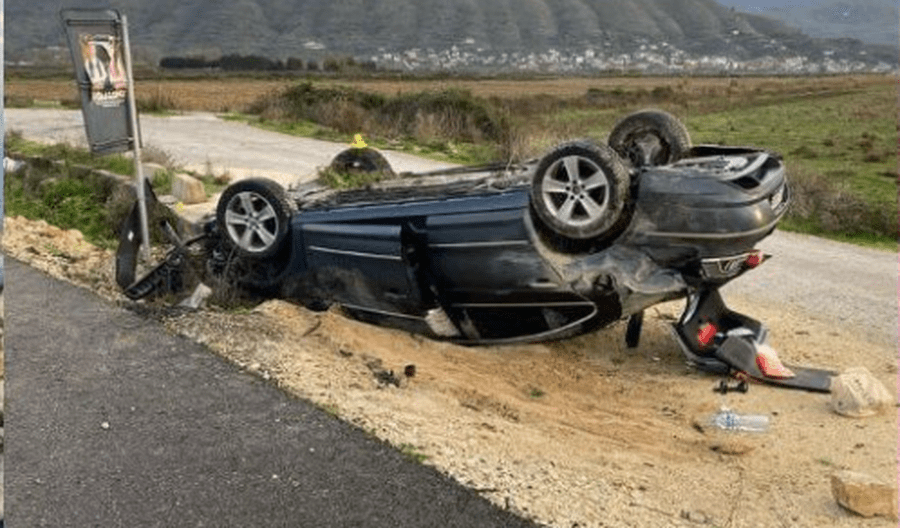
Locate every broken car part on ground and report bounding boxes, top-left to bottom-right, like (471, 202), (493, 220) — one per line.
(115, 109), (834, 392)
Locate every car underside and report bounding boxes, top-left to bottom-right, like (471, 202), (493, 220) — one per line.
(115, 110), (834, 392)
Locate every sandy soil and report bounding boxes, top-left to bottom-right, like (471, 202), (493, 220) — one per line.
(4, 214), (897, 528)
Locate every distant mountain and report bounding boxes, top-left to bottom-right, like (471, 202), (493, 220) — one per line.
(717, 0), (898, 48)
(6, 0), (897, 73)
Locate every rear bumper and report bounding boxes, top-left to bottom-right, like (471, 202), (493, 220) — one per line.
(626, 148), (790, 260)
(671, 287), (834, 392)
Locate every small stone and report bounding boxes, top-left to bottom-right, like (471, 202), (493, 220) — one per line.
(3, 157), (26, 172)
(830, 367), (893, 417)
(680, 510), (711, 523)
(505, 496), (526, 517)
(171, 173), (206, 204)
(100, 421), (110, 430)
(157, 194), (178, 206)
(178, 283), (213, 310)
(831, 470), (898, 519)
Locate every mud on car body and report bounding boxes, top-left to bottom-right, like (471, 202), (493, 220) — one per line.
(116, 110), (832, 391)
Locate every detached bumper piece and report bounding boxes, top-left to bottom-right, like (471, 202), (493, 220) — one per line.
(119, 248), (188, 301)
(115, 190), (193, 301)
(673, 288), (835, 392)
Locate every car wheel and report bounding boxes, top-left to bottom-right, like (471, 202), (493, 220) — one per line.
(608, 109), (691, 168)
(329, 147), (395, 177)
(531, 140), (630, 242)
(216, 178), (295, 259)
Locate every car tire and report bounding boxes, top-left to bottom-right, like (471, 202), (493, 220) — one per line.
(216, 178), (296, 259)
(531, 140), (630, 242)
(329, 147), (395, 177)
(608, 109), (691, 168)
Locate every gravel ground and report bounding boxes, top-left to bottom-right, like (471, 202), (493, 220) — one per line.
(3, 212), (896, 528)
(3, 110), (897, 527)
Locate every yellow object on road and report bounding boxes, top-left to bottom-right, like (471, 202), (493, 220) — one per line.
(351, 134), (367, 148)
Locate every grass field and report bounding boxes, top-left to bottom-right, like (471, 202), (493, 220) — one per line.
(6, 74), (891, 114)
(6, 73), (897, 249)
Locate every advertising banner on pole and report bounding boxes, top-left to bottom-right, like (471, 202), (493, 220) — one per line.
(61, 8), (152, 262)
(60, 9), (139, 155)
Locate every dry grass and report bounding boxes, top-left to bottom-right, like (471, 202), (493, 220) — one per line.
(7, 74), (890, 113)
(785, 166), (896, 239)
(5, 78), (293, 113)
(248, 82), (514, 159)
(309, 75), (878, 99)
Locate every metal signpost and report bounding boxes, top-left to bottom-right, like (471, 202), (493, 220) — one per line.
(60, 9), (150, 260)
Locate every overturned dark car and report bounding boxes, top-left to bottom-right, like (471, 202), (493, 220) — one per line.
(117, 110), (832, 391)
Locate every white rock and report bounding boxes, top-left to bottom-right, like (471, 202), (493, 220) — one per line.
(830, 367), (893, 417)
(157, 194), (178, 206)
(831, 470), (898, 519)
(172, 173), (206, 204)
(3, 157), (25, 173)
(178, 283), (213, 310)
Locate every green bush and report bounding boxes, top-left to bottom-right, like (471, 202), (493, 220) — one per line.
(249, 82), (512, 157)
(6, 165), (117, 247)
(785, 166), (896, 243)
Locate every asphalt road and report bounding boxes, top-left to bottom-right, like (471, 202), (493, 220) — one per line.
(721, 228), (898, 348)
(5, 258), (541, 527)
(7, 108), (896, 347)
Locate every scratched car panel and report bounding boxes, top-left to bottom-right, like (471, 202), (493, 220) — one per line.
(115, 110), (834, 391)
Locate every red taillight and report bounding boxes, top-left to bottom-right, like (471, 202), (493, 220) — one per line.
(745, 251), (762, 268)
(698, 323), (717, 346)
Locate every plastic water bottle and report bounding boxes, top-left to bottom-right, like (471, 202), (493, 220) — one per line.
(708, 408), (770, 433)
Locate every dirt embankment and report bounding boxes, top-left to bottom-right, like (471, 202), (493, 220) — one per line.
(4, 214), (897, 528)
